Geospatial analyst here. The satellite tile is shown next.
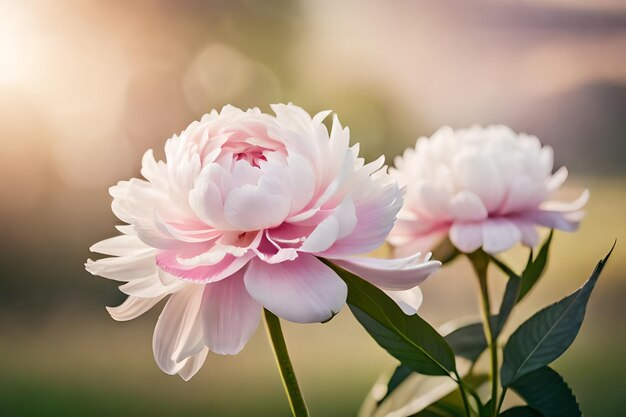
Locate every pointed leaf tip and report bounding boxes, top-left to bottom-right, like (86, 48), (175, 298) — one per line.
(501, 243), (614, 386)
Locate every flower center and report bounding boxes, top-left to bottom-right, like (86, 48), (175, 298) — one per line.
(234, 149), (267, 168)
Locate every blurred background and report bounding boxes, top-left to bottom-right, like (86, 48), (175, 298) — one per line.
(1, 0), (625, 415)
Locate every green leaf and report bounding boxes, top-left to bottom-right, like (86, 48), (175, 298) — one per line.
(366, 372), (462, 416)
(491, 253), (520, 338)
(441, 262), (519, 361)
(351, 308), (454, 376)
(479, 400), (493, 417)
(510, 367), (580, 417)
(409, 410), (449, 417)
(414, 401), (466, 417)
(501, 243), (614, 386)
(410, 411), (449, 417)
(490, 232), (553, 332)
(378, 364), (414, 405)
(518, 231), (553, 302)
(326, 261), (456, 376)
(413, 374), (489, 417)
(375, 318), (491, 408)
(443, 321), (486, 362)
(499, 406), (544, 417)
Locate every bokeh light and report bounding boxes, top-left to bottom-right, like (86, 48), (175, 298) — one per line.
(0, 1), (624, 416)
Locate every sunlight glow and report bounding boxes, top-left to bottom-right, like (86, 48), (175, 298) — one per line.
(0, 3), (38, 86)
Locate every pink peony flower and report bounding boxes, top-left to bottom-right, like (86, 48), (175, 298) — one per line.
(86, 104), (439, 380)
(388, 125), (588, 256)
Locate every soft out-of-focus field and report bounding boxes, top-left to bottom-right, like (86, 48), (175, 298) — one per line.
(0, 179), (623, 417)
(1, 0), (625, 415)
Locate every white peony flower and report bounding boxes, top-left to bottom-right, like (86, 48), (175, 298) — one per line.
(388, 125), (588, 256)
(86, 104), (440, 380)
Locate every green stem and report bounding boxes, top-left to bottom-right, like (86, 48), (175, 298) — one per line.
(469, 251), (499, 417)
(453, 370), (472, 417)
(264, 309), (309, 417)
(497, 387), (508, 414)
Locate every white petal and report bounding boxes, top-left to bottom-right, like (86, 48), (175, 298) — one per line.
(90, 234), (151, 256)
(391, 228), (448, 258)
(178, 347), (209, 381)
(546, 166), (568, 192)
(201, 270), (261, 355)
(413, 183), (453, 219)
(540, 189), (589, 212)
(448, 191), (488, 221)
(244, 254), (347, 323)
(106, 295), (165, 321)
(224, 177), (291, 231)
(299, 215), (339, 253)
(120, 275), (186, 298)
(287, 152), (317, 214)
(452, 151), (506, 213)
(189, 168), (227, 228)
(329, 253), (440, 291)
(482, 218), (522, 254)
(523, 210), (582, 232)
(384, 287), (424, 315)
(498, 176), (540, 214)
(152, 285), (205, 375)
(511, 218), (540, 247)
(333, 195), (358, 239)
(449, 222), (483, 253)
(323, 178), (402, 256)
(85, 252), (156, 281)
(156, 250), (254, 284)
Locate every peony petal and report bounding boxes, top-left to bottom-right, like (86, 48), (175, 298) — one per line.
(178, 347), (209, 381)
(201, 270), (261, 355)
(510, 218), (540, 247)
(498, 176), (542, 214)
(452, 151), (506, 213)
(244, 254), (347, 323)
(188, 167), (228, 229)
(391, 228), (448, 258)
(449, 221), (484, 253)
(523, 210), (582, 232)
(323, 177), (402, 256)
(106, 295), (166, 321)
(329, 253), (440, 291)
(90, 234), (152, 256)
(299, 215), (339, 253)
(111, 179), (184, 249)
(156, 250), (253, 284)
(287, 152), (317, 214)
(152, 285), (204, 375)
(482, 218), (522, 254)
(384, 287), (424, 315)
(85, 252), (156, 282)
(224, 177), (291, 231)
(156, 217), (223, 244)
(540, 189), (589, 212)
(120, 275), (186, 298)
(448, 191), (488, 221)
(545, 166), (568, 192)
(413, 182), (454, 219)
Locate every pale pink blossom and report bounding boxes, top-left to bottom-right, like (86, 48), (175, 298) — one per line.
(86, 104), (439, 380)
(388, 125), (588, 256)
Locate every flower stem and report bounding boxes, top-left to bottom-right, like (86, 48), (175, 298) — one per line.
(468, 251), (499, 417)
(264, 309), (310, 417)
(453, 370), (472, 417)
